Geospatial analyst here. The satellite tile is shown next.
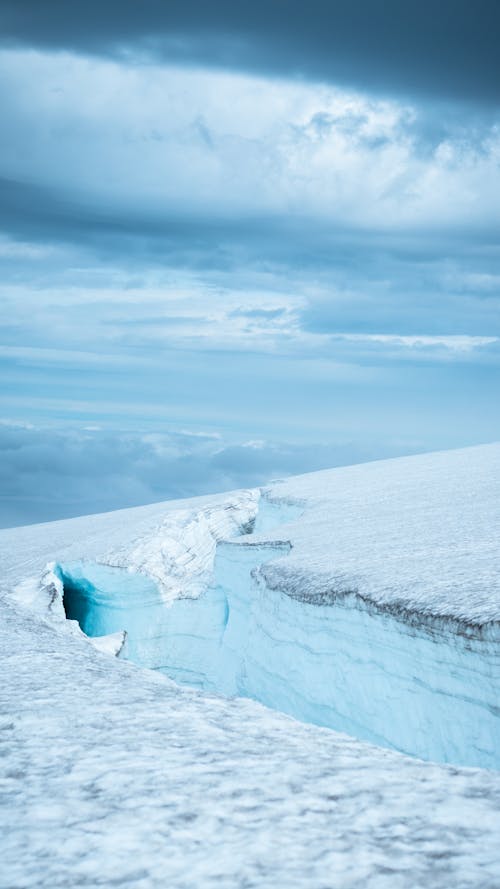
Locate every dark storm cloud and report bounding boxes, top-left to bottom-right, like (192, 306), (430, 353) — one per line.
(1, 47), (498, 277)
(1, 0), (499, 103)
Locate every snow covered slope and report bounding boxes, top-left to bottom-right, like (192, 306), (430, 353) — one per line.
(3, 442), (499, 622)
(2, 595), (500, 889)
(1, 443), (500, 886)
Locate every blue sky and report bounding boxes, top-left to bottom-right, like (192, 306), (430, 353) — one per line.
(1, 1), (499, 526)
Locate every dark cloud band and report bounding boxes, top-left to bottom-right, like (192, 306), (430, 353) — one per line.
(2, 1), (500, 102)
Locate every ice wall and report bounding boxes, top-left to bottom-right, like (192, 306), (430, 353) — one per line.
(58, 499), (500, 770)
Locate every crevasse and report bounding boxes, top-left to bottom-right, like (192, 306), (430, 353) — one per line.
(57, 498), (500, 770)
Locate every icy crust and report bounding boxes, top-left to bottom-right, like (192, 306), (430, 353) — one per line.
(1, 443), (499, 627)
(102, 490), (259, 602)
(2, 597), (500, 889)
(260, 562), (500, 641)
(263, 442), (500, 628)
(0, 488), (260, 603)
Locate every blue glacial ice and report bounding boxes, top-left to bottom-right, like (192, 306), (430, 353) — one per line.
(57, 497), (500, 771)
(4, 444), (500, 888)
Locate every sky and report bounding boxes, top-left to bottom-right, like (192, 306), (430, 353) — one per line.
(1, 1), (499, 527)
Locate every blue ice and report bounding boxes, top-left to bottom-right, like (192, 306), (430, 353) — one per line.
(57, 499), (500, 770)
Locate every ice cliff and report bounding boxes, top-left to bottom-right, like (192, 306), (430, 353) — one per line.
(56, 490), (500, 769)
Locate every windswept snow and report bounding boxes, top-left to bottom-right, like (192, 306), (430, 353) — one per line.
(2, 595), (500, 889)
(2, 489), (260, 607)
(105, 489), (260, 602)
(266, 442), (500, 626)
(1, 443), (500, 886)
(2, 443), (499, 624)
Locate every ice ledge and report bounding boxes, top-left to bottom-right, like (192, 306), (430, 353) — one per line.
(56, 523), (500, 769)
(266, 442), (500, 626)
(99, 489), (260, 602)
(260, 562), (500, 642)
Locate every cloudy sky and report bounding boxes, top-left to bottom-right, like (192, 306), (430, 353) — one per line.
(1, 1), (499, 526)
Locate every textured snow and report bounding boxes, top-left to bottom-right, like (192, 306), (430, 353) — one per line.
(1, 443), (500, 885)
(265, 442), (500, 627)
(1, 489), (260, 607)
(2, 443), (499, 625)
(2, 596), (500, 888)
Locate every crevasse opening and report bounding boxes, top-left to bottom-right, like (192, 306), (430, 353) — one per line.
(57, 498), (500, 770)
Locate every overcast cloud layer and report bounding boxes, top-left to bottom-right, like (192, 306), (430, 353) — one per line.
(1, 4), (499, 525)
(2, 0), (500, 102)
(1, 421), (420, 528)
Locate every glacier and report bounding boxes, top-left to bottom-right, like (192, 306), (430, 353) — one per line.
(56, 496), (500, 769)
(1, 443), (500, 887)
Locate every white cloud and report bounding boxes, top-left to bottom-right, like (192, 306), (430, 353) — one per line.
(331, 334), (499, 352)
(0, 47), (498, 477)
(0, 236), (55, 259)
(1, 48), (499, 229)
(0, 422), (406, 528)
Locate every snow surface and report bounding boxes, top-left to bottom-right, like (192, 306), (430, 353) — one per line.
(1, 443), (500, 885)
(265, 442), (500, 626)
(2, 442), (499, 624)
(2, 594), (500, 888)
